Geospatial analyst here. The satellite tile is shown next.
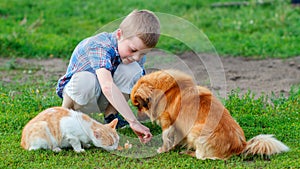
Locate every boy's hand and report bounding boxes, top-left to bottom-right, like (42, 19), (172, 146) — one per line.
(129, 121), (152, 143)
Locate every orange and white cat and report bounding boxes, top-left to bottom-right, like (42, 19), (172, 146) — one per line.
(21, 107), (119, 153)
(131, 69), (289, 160)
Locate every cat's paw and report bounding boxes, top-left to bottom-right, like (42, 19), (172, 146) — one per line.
(52, 147), (62, 153)
(83, 143), (91, 149)
(74, 148), (85, 153)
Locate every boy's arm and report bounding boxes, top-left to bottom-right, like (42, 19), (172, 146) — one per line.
(96, 68), (152, 143)
(96, 68), (137, 123)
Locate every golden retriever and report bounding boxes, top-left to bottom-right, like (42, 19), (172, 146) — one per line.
(131, 69), (289, 160)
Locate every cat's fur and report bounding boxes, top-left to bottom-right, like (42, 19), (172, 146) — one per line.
(21, 107), (119, 153)
(131, 69), (289, 160)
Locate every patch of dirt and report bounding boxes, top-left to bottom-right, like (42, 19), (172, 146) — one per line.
(147, 51), (300, 97)
(0, 58), (68, 85)
(1, 52), (300, 98)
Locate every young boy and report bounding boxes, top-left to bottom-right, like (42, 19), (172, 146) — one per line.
(56, 9), (160, 144)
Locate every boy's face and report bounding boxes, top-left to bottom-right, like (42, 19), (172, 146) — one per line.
(117, 30), (150, 64)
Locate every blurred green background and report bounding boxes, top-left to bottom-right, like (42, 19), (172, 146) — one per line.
(1, 0), (299, 59)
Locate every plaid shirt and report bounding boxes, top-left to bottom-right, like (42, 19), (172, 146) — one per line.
(56, 31), (145, 98)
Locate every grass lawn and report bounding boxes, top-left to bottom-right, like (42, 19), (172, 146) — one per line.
(0, 62), (299, 168)
(1, 0), (300, 168)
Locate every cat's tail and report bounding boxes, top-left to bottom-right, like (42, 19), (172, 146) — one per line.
(243, 134), (289, 157)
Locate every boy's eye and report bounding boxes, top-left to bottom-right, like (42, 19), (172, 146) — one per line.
(131, 49), (137, 53)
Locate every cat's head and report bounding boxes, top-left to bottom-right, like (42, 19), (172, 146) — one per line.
(92, 119), (119, 151)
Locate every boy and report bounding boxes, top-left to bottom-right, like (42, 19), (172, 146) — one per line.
(56, 9), (160, 144)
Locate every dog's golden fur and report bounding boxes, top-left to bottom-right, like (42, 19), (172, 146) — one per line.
(131, 69), (289, 160)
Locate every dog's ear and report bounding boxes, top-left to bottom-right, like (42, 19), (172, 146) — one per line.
(150, 89), (167, 114)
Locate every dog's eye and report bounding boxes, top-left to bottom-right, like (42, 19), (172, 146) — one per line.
(135, 96), (150, 110)
(143, 98), (150, 108)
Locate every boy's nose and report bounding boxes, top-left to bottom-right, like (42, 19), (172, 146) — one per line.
(132, 54), (141, 61)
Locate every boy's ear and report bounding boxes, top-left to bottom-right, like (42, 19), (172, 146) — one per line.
(116, 29), (123, 40)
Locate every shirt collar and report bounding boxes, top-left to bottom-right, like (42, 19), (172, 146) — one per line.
(110, 31), (120, 57)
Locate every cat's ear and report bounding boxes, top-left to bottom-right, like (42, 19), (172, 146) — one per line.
(107, 119), (118, 129)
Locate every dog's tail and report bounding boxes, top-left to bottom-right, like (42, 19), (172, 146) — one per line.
(243, 134), (289, 157)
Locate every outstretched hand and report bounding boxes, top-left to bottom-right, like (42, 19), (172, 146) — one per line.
(129, 121), (152, 143)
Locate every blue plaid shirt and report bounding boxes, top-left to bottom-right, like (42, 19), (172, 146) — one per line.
(56, 31), (146, 98)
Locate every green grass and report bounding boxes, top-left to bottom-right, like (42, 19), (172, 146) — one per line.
(1, 0), (300, 59)
(0, 60), (299, 168)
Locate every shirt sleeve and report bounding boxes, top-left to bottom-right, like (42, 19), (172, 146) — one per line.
(88, 45), (113, 71)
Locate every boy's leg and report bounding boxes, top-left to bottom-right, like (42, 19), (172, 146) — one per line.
(62, 93), (82, 110)
(62, 93), (74, 109)
(113, 62), (143, 96)
(62, 71), (101, 114)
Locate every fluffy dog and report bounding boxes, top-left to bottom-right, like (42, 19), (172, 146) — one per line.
(131, 69), (289, 160)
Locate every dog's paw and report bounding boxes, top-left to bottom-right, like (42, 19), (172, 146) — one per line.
(157, 146), (167, 153)
(157, 147), (163, 153)
(179, 150), (196, 157)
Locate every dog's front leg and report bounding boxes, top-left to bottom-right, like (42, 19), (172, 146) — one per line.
(157, 125), (176, 153)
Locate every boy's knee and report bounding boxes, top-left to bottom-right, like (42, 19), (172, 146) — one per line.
(64, 71), (99, 106)
(113, 62), (143, 94)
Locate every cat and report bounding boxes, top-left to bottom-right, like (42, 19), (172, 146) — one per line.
(21, 107), (119, 153)
(131, 69), (289, 160)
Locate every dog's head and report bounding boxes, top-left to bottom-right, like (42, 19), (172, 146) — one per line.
(131, 83), (152, 112)
(131, 69), (194, 121)
(131, 82), (167, 121)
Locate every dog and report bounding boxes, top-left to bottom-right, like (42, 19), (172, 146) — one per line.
(131, 69), (289, 160)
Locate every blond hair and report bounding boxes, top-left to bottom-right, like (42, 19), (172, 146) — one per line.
(120, 9), (160, 48)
